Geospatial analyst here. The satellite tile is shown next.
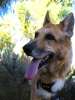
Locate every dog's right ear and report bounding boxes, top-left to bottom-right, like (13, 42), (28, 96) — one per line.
(43, 11), (51, 26)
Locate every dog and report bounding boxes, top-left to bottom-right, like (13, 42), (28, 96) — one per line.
(23, 11), (74, 100)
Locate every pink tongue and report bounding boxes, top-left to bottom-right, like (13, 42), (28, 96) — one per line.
(25, 60), (41, 80)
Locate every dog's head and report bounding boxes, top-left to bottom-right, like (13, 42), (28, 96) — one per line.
(23, 11), (74, 80)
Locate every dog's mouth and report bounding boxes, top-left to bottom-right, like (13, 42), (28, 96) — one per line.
(25, 52), (54, 80)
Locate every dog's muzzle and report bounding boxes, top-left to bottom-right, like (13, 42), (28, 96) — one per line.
(23, 41), (55, 59)
(23, 41), (55, 80)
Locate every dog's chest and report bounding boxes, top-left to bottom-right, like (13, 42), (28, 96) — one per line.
(39, 68), (54, 84)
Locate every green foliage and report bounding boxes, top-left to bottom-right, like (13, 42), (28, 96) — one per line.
(0, 32), (11, 50)
(0, 0), (72, 50)
(15, 0), (72, 38)
(0, 17), (12, 50)
(0, 44), (30, 100)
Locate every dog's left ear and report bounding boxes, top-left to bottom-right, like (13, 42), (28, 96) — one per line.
(60, 13), (74, 37)
(43, 11), (51, 26)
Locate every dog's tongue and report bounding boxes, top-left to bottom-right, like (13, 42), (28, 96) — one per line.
(25, 59), (41, 80)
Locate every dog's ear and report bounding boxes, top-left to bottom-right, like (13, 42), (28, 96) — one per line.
(60, 13), (74, 37)
(43, 11), (51, 26)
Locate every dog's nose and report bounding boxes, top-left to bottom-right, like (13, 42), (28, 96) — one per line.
(23, 44), (32, 56)
(23, 41), (36, 56)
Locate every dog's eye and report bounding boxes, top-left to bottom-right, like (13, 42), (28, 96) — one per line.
(45, 34), (55, 41)
(35, 32), (39, 38)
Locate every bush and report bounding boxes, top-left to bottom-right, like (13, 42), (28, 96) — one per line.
(0, 45), (31, 100)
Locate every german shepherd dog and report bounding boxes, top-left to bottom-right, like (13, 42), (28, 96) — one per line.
(23, 11), (74, 100)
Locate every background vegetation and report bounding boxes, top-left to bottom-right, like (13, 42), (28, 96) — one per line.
(0, 0), (74, 100)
